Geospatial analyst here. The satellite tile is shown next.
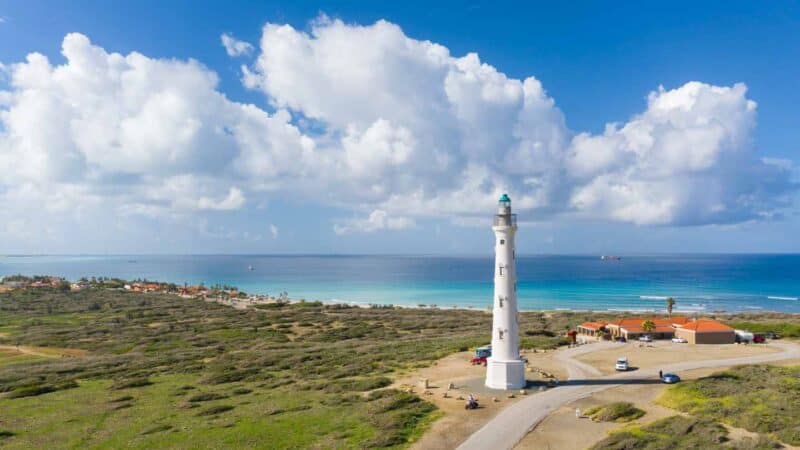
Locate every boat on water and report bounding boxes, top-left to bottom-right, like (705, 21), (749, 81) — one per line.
(601, 255), (622, 261)
(247, 265), (255, 271)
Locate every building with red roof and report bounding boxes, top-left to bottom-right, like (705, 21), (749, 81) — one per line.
(674, 319), (735, 344)
(576, 316), (734, 344)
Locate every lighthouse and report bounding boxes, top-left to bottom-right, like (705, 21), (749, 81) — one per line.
(485, 193), (526, 390)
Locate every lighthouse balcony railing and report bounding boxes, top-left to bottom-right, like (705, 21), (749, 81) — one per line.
(493, 214), (517, 227)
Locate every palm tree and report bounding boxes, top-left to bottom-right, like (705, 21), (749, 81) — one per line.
(642, 320), (656, 336)
(666, 297), (676, 316)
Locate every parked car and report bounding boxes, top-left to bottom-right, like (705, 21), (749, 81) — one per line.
(470, 345), (491, 365)
(614, 336), (627, 343)
(615, 357), (629, 371)
(671, 337), (688, 343)
(639, 335), (653, 342)
(661, 373), (681, 384)
(764, 331), (781, 340)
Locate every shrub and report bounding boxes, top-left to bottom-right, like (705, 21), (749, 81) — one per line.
(584, 402), (645, 423)
(141, 424), (172, 435)
(196, 404), (235, 416)
(7, 380), (78, 398)
(110, 377), (152, 390)
(188, 392), (228, 403)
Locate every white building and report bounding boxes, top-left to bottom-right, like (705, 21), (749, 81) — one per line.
(485, 194), (526, 390)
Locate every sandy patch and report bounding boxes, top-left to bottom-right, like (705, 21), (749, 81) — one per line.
(576, 341), (778, 376)
(394, 349), (569, 450)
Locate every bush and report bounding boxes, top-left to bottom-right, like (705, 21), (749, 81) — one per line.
(196, 404), (235, 416)
(188, 392), (228, 402)
(141, 424), (172, 435)
(584, 402), (645, 423)
(7, 380), (78, 398)
(110, 377), (152, 390)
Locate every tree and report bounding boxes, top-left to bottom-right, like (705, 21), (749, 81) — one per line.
(666, 297), (676, 316)
(642, 320), (656, 335)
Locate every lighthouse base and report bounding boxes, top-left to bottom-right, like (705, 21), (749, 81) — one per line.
(485, 358), (526, 390)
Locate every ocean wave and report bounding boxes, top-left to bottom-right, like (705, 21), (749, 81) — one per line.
(767, 296), (798, 301)
(639, 295), (669, 300)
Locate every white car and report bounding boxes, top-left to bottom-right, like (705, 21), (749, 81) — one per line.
(672, 337), (688, 343)
(639, 335), (653, 342)
(615, 357), (629, 371)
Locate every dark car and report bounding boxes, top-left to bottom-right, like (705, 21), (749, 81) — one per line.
(661, 373), (681, 384)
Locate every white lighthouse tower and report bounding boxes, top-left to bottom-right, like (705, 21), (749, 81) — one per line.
(485, 194), (526, 390)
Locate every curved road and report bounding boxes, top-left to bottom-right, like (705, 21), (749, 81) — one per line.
(457, 341), (800, 450)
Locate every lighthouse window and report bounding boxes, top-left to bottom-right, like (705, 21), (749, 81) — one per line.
(499, 239), (505, 245)
(498, 265), (505, 276)
(498, 296), (505, 308)
(498, 329), (505, 340)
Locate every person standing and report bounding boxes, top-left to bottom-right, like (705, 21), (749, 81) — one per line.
(659, 370), (663, 379)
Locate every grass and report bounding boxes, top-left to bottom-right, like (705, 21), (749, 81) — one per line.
(657, 365), (800, 445)
(584, 402), (645, 423)
(590, 415), (782, 450)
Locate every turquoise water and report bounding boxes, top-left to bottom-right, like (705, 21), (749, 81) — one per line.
(1, 254), (799, 313)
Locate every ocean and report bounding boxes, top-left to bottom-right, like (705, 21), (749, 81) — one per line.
(1, 254), (799, 313)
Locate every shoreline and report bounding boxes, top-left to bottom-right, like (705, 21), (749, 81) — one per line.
(2, 273), (799, 316)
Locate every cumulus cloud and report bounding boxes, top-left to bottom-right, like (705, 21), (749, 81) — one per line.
(0, 33), (305, 224)
(0, 20), (795, 245)
(333, 209), (416, 235)
(243, 17), (794, 226)
(220, 33), (254, 57)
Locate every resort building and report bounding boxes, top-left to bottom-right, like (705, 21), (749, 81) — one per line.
(674, 319), (736, 344)
(577, 316), (735, 344)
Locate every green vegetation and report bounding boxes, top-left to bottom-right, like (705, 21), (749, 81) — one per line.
(642, 319), (656, 334)
(658, 365), (800, 446)
(590, 415), (782, 450)
(726, 321), (800, 338)
(0, 287), (578, 448)
(584, 402), (645, 423)
(0, 286), (795, 448)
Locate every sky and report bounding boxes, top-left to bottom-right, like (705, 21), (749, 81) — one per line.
(0, 0), (798, 255)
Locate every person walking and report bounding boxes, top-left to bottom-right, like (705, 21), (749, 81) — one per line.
(659, 369), (663, 379)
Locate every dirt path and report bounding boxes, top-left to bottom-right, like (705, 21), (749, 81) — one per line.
(457, 341), (800, 450)
(0, 345), (86, 358)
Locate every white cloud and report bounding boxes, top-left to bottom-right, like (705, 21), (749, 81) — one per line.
(269, 224), (279, 239)
(220, 33), (253, 57)
(333, 209), (415, 234)
(566, 82), (792, 225)
(0, 20), (795, 247)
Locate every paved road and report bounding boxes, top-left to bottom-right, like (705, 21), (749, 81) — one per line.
(457, 341), (800, 450)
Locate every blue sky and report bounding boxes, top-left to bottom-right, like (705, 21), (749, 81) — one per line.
(0, 1), (798, 254)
